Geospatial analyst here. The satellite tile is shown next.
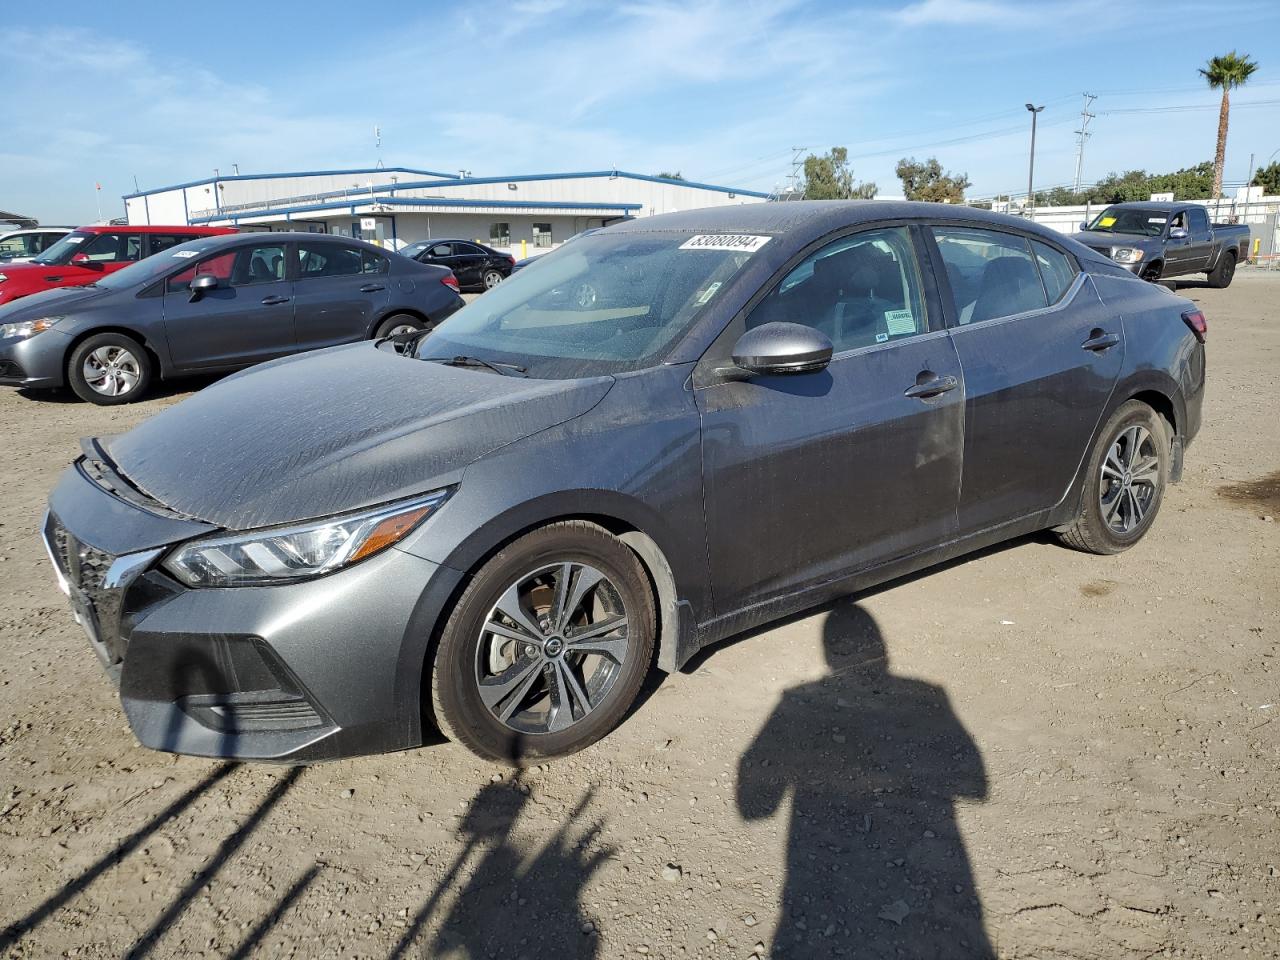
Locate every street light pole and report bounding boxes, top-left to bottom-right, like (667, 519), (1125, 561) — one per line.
(1025, 103), (1044, 218)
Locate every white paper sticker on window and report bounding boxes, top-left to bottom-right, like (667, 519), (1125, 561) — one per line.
(172, 250), (198, 258)
(875, 332), (889, 344)
(1147, 217), (1167, 224)
(884, 309), (915, 336)
(679, 234), (771, 252)
(65, 236), (85, 244)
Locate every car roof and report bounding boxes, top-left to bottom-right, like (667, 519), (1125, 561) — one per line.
(1097, 201), (1181, 211)
(70, 224), (235, 235)
(608, 199), (1084, 249)
(174, 231), (392, 250)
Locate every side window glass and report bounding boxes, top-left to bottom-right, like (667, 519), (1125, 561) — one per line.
(230, 244), (287, 286)
(167, 251), (235, 293)
(429, 243), (454, 258)
(746, 226), (928, 353)
(361, 250), (389, 275)
(932, 227), (1048, 324)
(1031, 240), (1077, 305)
(1187, 207), (1208, 233)
(149, 234), (188, 256)
(298, 243), (363, 279)
(80, 233), (128, 262)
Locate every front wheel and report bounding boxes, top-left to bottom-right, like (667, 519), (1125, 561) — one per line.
(67, 333), (153, 405)
(1056, 400), (1169, 554)
(1207, 251), (1236, 289)
(430, 521), (656, 763)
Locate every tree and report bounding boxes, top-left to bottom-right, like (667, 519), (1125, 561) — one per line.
(801, 147), (877, 200)
(1200, 51), (1258, 197)
(894, 156), (971, 203)
(656, 171), (684, 180)
(1252, 161), (1280, 195)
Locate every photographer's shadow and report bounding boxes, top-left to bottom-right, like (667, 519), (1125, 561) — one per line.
(738, 601), (993, 958)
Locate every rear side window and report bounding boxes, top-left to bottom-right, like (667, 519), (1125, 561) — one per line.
(1031, 240), (1077, 305)
(298, 242), (364, 278)
(361, 250), (389, 274)
(1187, 207), (1208, 233)
(149, 234), (193, 256)
(932, 227), (1047, 324)
(747, 226), (929, 353)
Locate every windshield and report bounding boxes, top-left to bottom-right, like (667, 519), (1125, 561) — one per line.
(33, 230), (99, 265)
(415, 230), (768, 378)
(91, 239), (222, 291)
(1086, 207), (1169, 237)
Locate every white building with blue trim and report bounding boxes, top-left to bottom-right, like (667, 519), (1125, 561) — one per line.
(123, 167), (770, 256)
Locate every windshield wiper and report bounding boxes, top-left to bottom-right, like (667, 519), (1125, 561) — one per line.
(420, 355), (528, 377)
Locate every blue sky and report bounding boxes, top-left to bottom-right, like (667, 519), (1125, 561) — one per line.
(5, 0), (1280, 223)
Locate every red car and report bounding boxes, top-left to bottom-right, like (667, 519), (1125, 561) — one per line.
(0, 225), (235, 306)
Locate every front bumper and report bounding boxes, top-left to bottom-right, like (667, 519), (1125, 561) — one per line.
(0, 330), (70, 388)
(44, 461), (464, 763)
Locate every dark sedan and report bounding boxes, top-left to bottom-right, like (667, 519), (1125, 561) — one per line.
(42, 202), (1204, 765)
(0, 232), (463, 404)
(400, 238), (515, 290)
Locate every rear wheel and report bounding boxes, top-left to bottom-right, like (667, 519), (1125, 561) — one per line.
(430, 521), (655, 763)
(67, 333), (153, 405)
(374, 314), (425, 338)
(482, 269), (504, 290)
(1207, 250), (1236, 288)
(1057, 400), (1169, 554)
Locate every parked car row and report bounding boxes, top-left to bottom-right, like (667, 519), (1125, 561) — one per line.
(399, 238), (516, 290)
(0, 233), (463, 403)
(39, 201), (1206, 764)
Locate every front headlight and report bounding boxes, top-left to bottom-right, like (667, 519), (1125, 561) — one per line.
(163, 489), (450, 587)
(1110, 247), (1145, 264)
(0, 316), (62, 339)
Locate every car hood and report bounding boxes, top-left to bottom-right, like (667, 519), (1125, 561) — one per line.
(1073, 231), (1160, 250)
(102, 342), (614, 530)
(0, 282), (109, 319)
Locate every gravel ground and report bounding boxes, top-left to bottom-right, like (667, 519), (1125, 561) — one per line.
(0, 275), (1276, 959)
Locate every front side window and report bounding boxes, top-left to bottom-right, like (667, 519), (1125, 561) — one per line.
(73, 232), (138, 264)
(533, 223), (553, 248)
(0, 234), (39, 258)
(166, 244), (286, 292)
(747, 227), (928, 353)
(298, 242), (363, 279)
(490, 222), (511, 246)
(933, 227), (1048, 324)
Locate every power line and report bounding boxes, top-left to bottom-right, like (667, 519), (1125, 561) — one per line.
(1073, 93), (1097, 194)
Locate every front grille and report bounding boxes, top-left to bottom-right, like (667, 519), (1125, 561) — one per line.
(45, 512), (152, 665)
(1087, 245), (1113, 257)
(186, 695), (326, 733)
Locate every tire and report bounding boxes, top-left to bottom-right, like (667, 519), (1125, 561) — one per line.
(482, 269), (504, 290)
(373, 314), (425, 339)
(1207, 250), (1236, 289)
(1057, 400), (1170, 555)
(430, 521), (656, 764)
(1140, 261), (1163, 283)
(67, 332), (153, 405)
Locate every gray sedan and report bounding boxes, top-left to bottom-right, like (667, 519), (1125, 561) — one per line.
(42, 201), (1205, 763)
(0, 232), (464, 403)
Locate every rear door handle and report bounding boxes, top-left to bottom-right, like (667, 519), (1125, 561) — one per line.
(359, 284), (386, 293)
(904, 374), (959, 400)
(1081, 330), (1120, 352)
(261, 295), (291, 305)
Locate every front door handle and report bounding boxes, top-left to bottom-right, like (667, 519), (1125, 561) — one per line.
(904, 373), (959, 400)
(261, 295), (291, 305)
(359, 284), (386, 293)
(1081, 330), (1120, 352)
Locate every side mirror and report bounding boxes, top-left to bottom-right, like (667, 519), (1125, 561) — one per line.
(70, 252), (103, 269)
(1078, 222), (1089, 232)
(731, 322), (833, 376)
(188, 273), (219, 301)
(1169, 226), (1189, 240)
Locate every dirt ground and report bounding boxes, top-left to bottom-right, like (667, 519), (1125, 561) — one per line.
(0, 274), (1277, 960)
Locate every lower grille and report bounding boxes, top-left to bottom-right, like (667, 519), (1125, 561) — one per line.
(0, 359), (25, 380)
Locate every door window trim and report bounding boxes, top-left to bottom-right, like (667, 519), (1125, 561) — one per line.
(692, 220), (948, 389)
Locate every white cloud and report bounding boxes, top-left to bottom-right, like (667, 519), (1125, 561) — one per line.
(891, 0), (1032, 26)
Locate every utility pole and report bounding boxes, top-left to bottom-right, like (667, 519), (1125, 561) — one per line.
(1025, 103), (1044, 217)
(788, 146), (807, 199)
(1072, 92), (1096, 195)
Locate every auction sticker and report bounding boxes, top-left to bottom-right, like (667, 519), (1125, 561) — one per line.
(172, 250), (198, 258)
(679, 234), (771, 252)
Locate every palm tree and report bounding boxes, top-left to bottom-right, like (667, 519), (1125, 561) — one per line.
(1200, 51), (1259, 197)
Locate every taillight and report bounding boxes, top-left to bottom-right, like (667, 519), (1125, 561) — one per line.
(507, 255), (516, 266)
(1182, 308), (1206, 343)
(442, 273), (460, 292)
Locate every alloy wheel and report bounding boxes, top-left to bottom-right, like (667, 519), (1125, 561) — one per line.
(83, 346), (141, 397)
(483, 270), (503, 289)
(474, 561), (630, 736)
(386, 322), (419, 336)
(1099, 424), (1159, 535)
